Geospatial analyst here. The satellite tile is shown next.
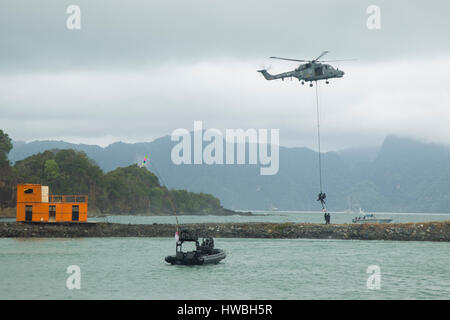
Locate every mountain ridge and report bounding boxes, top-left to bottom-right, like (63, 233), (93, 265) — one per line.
(8, 135), (450, 213)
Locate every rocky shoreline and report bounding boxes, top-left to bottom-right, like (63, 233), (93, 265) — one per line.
(0, 208), (254, 218)
(0, 221), (448, 241)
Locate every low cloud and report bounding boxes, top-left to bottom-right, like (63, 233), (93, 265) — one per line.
(1, 58), (449, 150)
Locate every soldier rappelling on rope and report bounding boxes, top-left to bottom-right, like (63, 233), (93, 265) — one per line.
(317, 192), (329, 224)
(317, 192), (326, 208)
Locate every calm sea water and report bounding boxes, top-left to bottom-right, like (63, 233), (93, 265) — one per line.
(2, 210), (449, 225)
(88, 211), (450, 225)
(1, 211), (449, 299)
(0, 237), (449, 299)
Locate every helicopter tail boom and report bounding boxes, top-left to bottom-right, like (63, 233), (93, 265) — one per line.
(257, 69), (296, 81)
(257, 69), (276, 80)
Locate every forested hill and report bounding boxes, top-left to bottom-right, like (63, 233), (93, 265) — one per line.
(7, 133), (450, 213)
(0, 132), (231, 215)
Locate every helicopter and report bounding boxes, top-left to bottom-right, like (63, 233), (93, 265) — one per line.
(258, 51), (354, 87)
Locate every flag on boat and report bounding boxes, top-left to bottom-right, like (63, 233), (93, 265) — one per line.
(175, 231), (179, 242)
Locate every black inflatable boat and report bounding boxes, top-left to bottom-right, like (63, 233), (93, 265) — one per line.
(165, 230), (226, 265)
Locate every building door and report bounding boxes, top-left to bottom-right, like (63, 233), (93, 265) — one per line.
(49, 205), (56, 222)
(25, 205), (32, 221)
(72, 205), (79, 221)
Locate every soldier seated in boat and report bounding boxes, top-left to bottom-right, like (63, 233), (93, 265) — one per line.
(197, 237), (214, 254)
(179, 229), (198, 242)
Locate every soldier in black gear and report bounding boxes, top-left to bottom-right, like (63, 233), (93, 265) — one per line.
(317, 192), (326, 208)
(324, 212), (330, 224)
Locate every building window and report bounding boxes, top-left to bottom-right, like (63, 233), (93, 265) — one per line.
(72, 205), (79, 221)
(24, 188), (33, 194)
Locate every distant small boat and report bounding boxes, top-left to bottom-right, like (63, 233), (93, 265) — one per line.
(268, 206), (278, 211)
(352, 213), (392, 224)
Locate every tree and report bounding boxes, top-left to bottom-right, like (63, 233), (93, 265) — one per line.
(0, 129), (13, 165)
(44, 159), (61, 181)
(0, 130), (14, 208)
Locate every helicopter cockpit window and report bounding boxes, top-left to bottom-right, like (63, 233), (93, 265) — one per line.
(314, 67), (323, 76)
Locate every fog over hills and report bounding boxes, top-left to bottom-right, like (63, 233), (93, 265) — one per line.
(9, 135), (450, 213)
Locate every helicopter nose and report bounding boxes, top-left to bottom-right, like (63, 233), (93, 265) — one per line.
(339, 70), (345, 77)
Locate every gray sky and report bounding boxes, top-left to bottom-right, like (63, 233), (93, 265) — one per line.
(1, 0), (450, 150)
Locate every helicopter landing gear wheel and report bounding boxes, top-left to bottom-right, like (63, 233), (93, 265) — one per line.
(309, 82), (313, 87)
(326, 80), (329, 84)
(301, 81), (304, 85)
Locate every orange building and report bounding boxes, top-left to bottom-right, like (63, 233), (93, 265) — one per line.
(16, 184), (88, 222)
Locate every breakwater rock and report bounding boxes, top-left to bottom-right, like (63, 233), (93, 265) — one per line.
(0, 221), (448, 241)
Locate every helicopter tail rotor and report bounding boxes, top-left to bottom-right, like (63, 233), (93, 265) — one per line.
(257, 69), (276, 80)
(259, 64), (272, 71)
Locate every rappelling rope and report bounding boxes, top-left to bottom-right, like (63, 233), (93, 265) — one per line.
(315, 81), (323, 193)
(314, 81), (327, 211)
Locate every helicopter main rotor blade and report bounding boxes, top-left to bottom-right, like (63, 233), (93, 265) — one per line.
(269, 57), (309, 62)
(312, 51), (330, 62)
(319, 59), (358, 62)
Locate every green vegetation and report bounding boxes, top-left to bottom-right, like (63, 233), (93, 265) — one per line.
(7, 131), (450, 213)
(0, 130), (227, 215)
(0, 129), (13, 165)
(0, 130), (14, 209)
